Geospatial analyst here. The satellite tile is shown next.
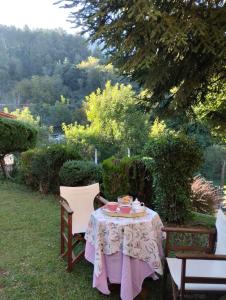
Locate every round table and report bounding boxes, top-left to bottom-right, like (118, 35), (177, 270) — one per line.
(85, 207), (165, 300)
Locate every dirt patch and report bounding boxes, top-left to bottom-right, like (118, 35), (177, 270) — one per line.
(0, 268), (9, 277)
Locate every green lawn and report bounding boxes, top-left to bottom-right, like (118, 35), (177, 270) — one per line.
(0, 181), (223, 300)
(0, 181), (163, 300)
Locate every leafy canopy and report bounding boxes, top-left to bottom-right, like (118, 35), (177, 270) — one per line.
(193, 80), (226, 142)
(60, 0), (226, 114)
(63, 81), (150, 158)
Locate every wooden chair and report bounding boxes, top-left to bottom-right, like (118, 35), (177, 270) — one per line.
(60, 183), (107, 271)
(162, 209), (226, 300)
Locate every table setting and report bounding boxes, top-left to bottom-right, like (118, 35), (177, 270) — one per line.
(85, 195), (165, 300)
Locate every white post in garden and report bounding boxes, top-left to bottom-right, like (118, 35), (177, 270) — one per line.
(127, 148), (131, 158)
(95, 148), (98, 164)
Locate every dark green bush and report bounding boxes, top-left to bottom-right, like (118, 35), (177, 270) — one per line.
(21, 144), (81, 193)
(102, 156), (153, 207)
(0, 117), (37, 177)
(59, 160), (102, 186)
(0, 117), (37, 155)
(144, 132), (203, 223)
(20, 148), (40, 188)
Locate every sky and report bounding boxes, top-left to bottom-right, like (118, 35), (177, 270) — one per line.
(0, 0), (77, 34)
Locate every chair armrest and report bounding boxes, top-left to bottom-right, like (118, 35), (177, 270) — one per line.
(162, 226), (216, 257)
(59, 197), (73, 214)
(95, 195), (108, 206)
(162, 226), (216, 235)
(176, 253), (226, 261)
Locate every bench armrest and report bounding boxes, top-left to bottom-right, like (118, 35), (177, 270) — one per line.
(59, 196), (73, 214)
(176, 253), (226, 261)
(162, 226), (216, 235)
(162, 226), (216, 257)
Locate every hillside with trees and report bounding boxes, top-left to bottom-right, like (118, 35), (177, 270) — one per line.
(0, 25), (124, 128)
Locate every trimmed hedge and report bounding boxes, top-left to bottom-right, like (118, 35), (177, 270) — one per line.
(102, 156), (153, 207)
(59, 160), (102, 186)
(0, 117), (37, 155)
(144, 132), (203, 223)
(21, 144), (81, 193)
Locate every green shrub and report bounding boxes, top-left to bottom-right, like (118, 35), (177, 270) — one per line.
(20, 148), (40, 188)
(102, 156), (153, 207)
(144, 132), (203, 223)
(0, 117), (37, 177)
(21, 144), (81, 193)
(0, 117), (37, 155)
(59, 160), (102, 186)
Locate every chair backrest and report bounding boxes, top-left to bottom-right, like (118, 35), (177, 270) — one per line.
(60, 183), (100, 234)
(215, 208), (226, 254)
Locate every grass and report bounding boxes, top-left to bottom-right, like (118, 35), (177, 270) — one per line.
(0, 181), (224, 300)
(0, 181), (163, 300)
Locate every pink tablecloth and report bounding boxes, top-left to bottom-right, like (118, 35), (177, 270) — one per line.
(85, 241), (158, 300)
(84, 207), (164, 300)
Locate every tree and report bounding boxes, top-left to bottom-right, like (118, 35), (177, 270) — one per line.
(193, 80), (226, 142)
(59, 0), (226, 115)
(0, 117), (37, 177)
(14, 75), (69, 105)
(63, 81), (150, 159)
(4, 106), (40, 125)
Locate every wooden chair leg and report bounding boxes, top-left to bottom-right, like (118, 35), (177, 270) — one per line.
(67, 214), (73, 272)
(171, 279), (179, 300)
(162, 261), (169, 300)
(60, 206), (65, 255)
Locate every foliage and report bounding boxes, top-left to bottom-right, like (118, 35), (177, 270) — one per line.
(149, 119), (167, 138)
(61, 0), (226, 116)
(63, 81), (150, 158)
(144, 132), (203, 223)
(193, 80), (226, 143)
(77, 56), (118, 91)
(15, 75), (69, 105)
(0, 25), (131, 128)
(59, 160), (102, 186)
(4, 106), (40, 125)
(4, 106), (50, 146)
(20, 144), (81, 193)
(200, 144), (226, 181)
(35, 96), (73, 130)
(191, 175), (222, 214)
(102, 156), (153, 207)
(165, 117), (213, 149)
(0, 117), (37, 156)
(0, 25), (90, 101)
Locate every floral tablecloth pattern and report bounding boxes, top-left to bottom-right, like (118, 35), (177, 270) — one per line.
(85, 208), (165, 277)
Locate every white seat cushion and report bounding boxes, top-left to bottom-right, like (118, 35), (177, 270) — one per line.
(167, 257), (226, 291)
(215, 209), (226, 255)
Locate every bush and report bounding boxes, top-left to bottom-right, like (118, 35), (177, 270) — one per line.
(0, 117), (37, 177)
(20, 144), (81, 193)
(144, 132), (203, 223)
(200, 144), (226, 182)
(0, 117), (37, 155)
(20, 148), (40, 188)
(191, 175), (222, 214)
(59, 160), (102, 186)
(102, 156), (153, 207)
